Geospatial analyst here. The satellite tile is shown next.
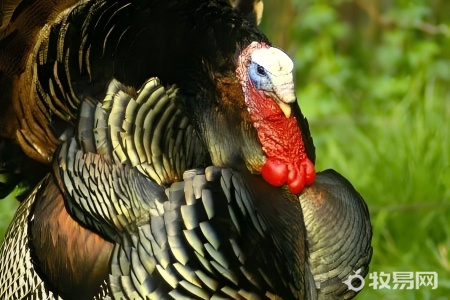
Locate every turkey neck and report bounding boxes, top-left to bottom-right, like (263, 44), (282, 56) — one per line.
(178, 72), (265, 172)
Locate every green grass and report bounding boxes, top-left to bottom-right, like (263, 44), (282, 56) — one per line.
(0, 192), (19, 242)
(284, 1), (450, 297)
(293, 1), (450, 299)
(300, 76), (450, 299)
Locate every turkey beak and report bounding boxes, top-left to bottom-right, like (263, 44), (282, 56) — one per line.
(270, 73), (296, 118)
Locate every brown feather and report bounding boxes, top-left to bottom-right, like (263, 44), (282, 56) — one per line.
(0, 0), (80, 75)
(29, 175), (113, 299)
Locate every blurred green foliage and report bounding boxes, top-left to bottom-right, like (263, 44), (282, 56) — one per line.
(261, 0), (450, 298)
(0, 184), (19, 242)
(1, 1), (449, 299)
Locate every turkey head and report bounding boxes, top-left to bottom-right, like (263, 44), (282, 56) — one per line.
(236, 41), (315, 194)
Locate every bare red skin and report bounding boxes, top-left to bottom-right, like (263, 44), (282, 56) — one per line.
(237, 42), (315, 194)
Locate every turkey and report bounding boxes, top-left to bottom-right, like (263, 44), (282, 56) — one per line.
(0, 0), (372, 299)
(1, 77), (371, 299)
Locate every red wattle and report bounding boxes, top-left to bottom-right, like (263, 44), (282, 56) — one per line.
(261, 159), (288, 187)
(303, 159), (316, 185)
(287, 164), (298, 184)
(288, 175), (305, 194)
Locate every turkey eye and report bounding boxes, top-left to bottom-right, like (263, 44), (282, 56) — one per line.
(257, 65), (266, 76)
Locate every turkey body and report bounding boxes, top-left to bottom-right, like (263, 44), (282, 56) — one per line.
(0, 79), (372, 299)
(0, 0), (372, 299)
